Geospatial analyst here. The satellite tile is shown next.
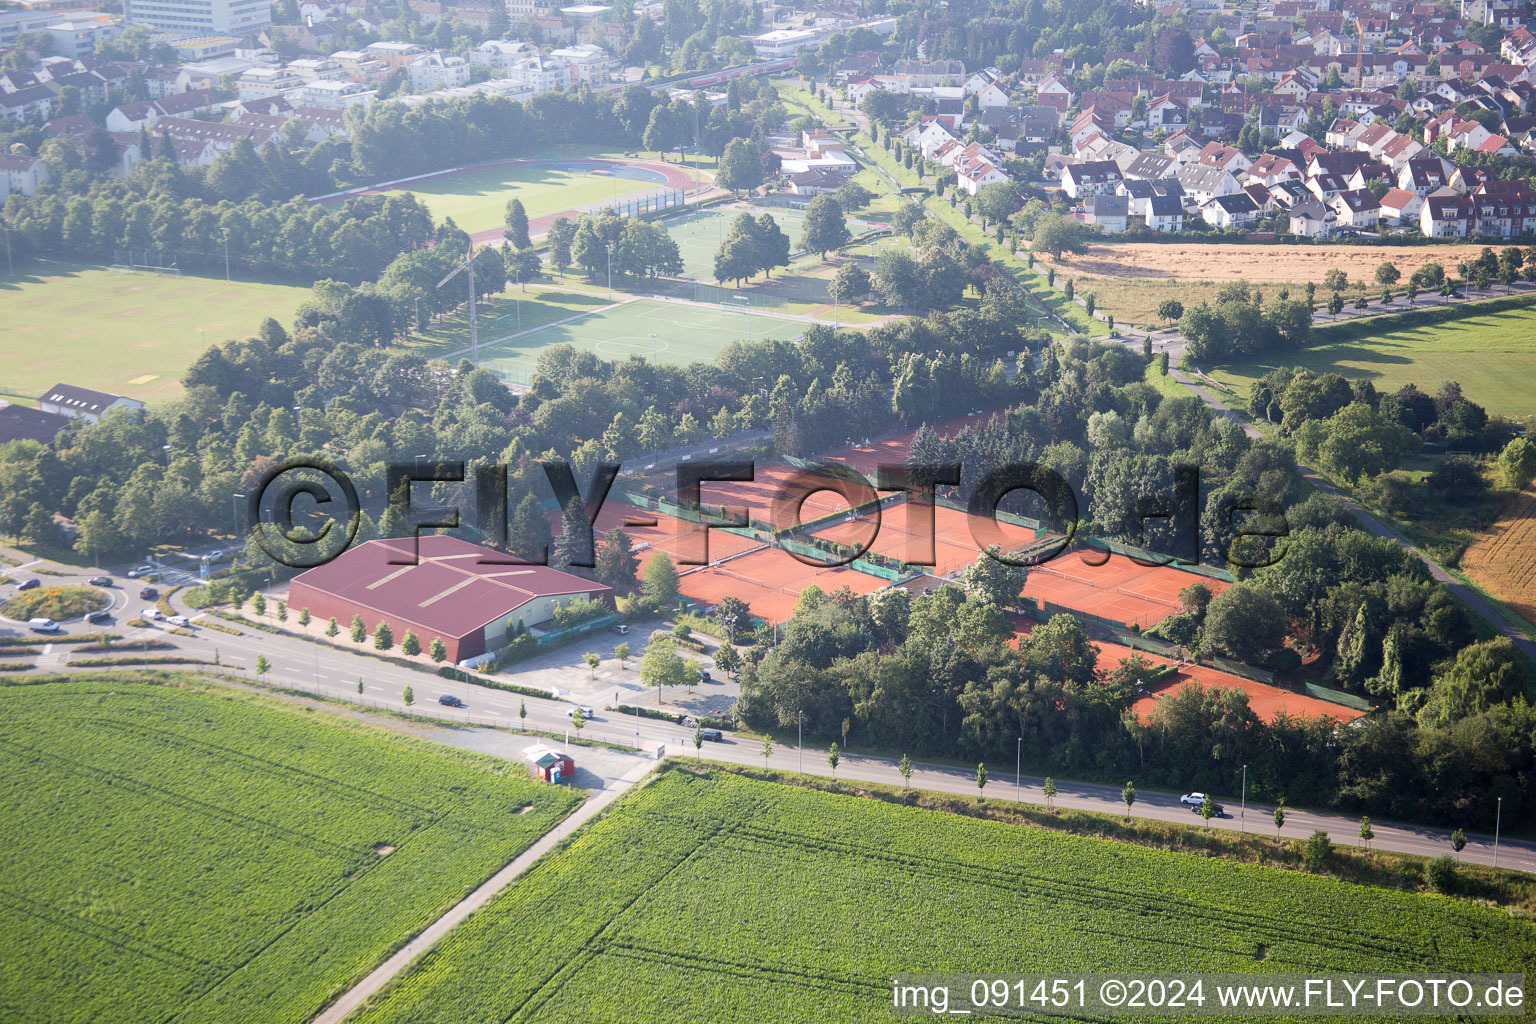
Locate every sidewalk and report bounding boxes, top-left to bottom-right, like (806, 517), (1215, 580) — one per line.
(310, 760), (653, 1024)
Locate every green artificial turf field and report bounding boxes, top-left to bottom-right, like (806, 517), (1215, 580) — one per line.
(351, 766), (1536, 1024)
(0, 674), (580, 1024)
(380, 162), (667, 237)
(475, 296), (807, 380)
(1208, 303), (1536, 424)
(0, 262), (310, 405)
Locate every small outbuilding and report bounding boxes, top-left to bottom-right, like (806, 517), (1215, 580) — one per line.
(533, 750), (575, 784)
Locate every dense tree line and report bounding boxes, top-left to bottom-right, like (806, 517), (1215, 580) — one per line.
(735, 563), (1532, 831)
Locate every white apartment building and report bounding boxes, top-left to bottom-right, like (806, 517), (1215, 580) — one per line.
(125, 0), (269, 35)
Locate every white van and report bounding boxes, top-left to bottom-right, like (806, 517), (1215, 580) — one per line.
(28, 618), (59, 633)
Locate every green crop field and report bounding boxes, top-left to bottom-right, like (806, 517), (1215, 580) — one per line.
(352, 767), (1535, 1024)
(1208, 303), (1536, 424)
(476, 296), (807, 381)
(0, 261), (310, 405)
(0, 674), (580, 1024)
(379, 161), (672, 237)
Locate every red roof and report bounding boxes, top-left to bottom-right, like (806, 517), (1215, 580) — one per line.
(290, 536), (609, 638)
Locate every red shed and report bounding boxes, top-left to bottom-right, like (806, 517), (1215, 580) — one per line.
(533, 750), (575, 784)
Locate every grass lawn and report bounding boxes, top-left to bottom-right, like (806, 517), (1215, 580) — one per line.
(380, 162), (670, 237)
(1046, 274), (1293, 328)
(475, 296), (808, 380)
(0, 673), (579, 1024)
(0, 261), (310, 405)
(401, 284), (615, 360)
(1207, 303), (1536, 424)
(663, 204), (882, 281)
(351, 766), (1535, 1024)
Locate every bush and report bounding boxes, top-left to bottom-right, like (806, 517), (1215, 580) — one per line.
(1301, 829), (1332, 871)
(1, 585), (107, 622)
(1425, 854), (1457, 894)
(551, 595), (605, 629)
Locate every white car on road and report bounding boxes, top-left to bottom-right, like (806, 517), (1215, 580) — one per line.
(566, 705), (596, 720)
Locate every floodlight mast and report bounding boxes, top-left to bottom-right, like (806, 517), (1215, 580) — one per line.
(436, 247), (478, 365)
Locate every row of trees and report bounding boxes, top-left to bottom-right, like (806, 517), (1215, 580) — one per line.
(731, 563), (1531, 830)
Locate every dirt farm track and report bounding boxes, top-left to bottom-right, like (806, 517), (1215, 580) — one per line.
(1050, 242), (1495, 284)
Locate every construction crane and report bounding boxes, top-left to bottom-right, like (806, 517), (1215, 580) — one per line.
(436, 246), (479, 366)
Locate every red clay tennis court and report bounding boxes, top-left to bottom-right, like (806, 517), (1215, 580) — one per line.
(811, 502), (1035, 576)
(1014, 629), (1366, 725)
(1129, 660), (1367, 725)
(587, 501), (762, 573)
(1023, 552), (1229, 630)
(696, 461), (863, 528)
(678, 545), (888, 623)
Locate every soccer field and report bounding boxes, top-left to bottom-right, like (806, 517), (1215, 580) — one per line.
(666, 204), (881, 280)
(380, 161), (668, 237)
(351, 767), (1535, 1024)
(1208, 302), (1536, 424)
(0, 261), (310, 405)
(476, 297), (807, 379)
(0, 675), (578, 1024)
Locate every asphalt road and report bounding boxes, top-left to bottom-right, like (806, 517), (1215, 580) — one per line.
(2, 548), (1530, 875)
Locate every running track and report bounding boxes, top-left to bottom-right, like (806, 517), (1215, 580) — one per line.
(315, 156), (703, 246)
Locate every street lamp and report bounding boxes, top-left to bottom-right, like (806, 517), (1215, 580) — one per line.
(797, 710), (804, 773)
(1015, 736), (1022, 802)
(1493, 796), (1503, 869)
(1239, 763), (1247, 834)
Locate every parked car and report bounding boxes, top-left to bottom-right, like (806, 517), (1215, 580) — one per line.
(167, 615), (191, 627)
(567, 704), (596, 719)
(699, 669), (712, 682)
(698, 728), (724, 742)
(139, 587), (159, 600)
(613, 623), (630, 635)
(438, 694), (466, 708)
(17, 578), (41, 591)
(27, 617), (59, 633)
(87, 577), (112, 587)
(87, 610), (112, 624)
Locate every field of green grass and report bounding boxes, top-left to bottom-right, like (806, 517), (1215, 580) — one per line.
(402, 284), (614, 360)
(0, 261), (310, 405)
(476, 296), (807, 380)
(380, 162), (669, 237)
(665, 204), (882, 280)
(0, 674), (580, 1024)
(1207, 303), (1536, 424)
(352, 766), (1534, 1024)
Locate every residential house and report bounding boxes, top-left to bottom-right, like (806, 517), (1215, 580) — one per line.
(0, 85), (54, 125)
(1331, 188), (1382, 229)
(1399, 155), (1452, 194)
(1377, 187), (1424, 226)
(1176, 161), (1240, 202)
(0, 151), (49, 196)
(1061, 160), (1123, 198)
(1145, 193), (1186, 233)
(1201, 191), (1262, 229)
(1420, 193), (1474, 236)
(1082, 194), (1129, 233)
(407, 51), (470, 90)
(1288, 197), (1335, 236)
